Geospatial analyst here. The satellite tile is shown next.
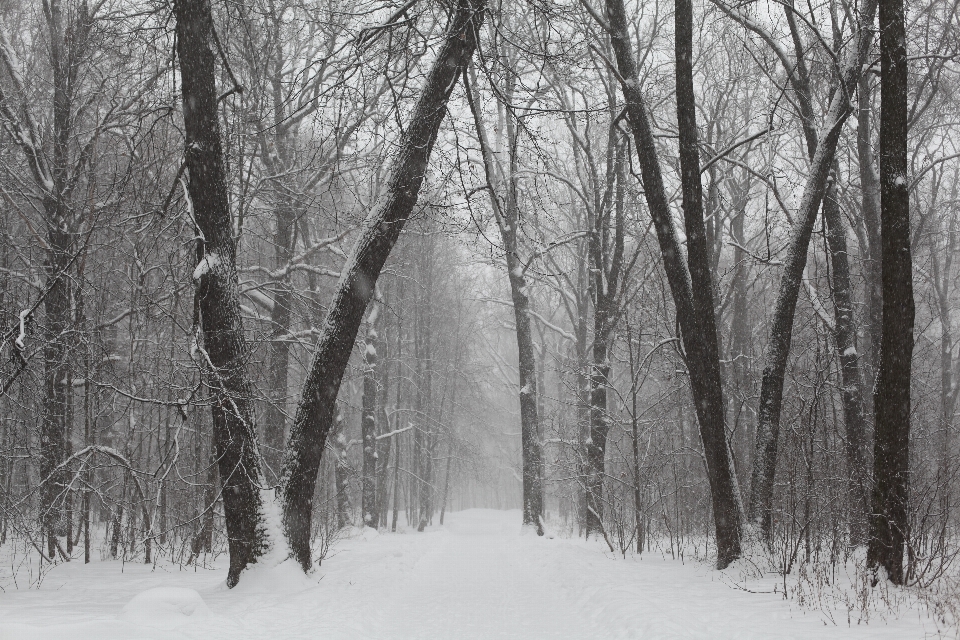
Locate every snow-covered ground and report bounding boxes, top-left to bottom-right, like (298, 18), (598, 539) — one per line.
(0, 509), (945, 639)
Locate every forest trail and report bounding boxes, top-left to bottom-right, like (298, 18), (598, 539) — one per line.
(0, 509), (936, 639)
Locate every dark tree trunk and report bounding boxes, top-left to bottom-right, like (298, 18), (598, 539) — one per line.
(868, 0), (914, 585)
(604, 0), (742, 566)
(38, 0), (92, 560)
(675, 0), (745, 552)
(279, 0), (484, 571)
(175, 0), (269, 588)
(40, 213), (71, 559)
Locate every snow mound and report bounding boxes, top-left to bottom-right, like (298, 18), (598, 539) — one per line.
(230, 557), (313, 595)
(120, 587), (210, 629)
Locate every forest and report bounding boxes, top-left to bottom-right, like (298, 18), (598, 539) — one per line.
(0, 0), (955, 636)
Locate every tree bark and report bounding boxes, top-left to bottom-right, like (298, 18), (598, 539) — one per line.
(175, 0), (270, 588)
(823, 169), (870, 544)
(415, 241), (434, 532)
(604, 0), (743, 566)
(332, 407), (351, 530)
(858, 76), (883, 379)
(263, 193), (295, 478)
(868, 0), (914, 584)
(465, 66), (544, 534)
(361, 301), (381, 528)
(748, 0), (876, 539)
(279, 0), (485, 570)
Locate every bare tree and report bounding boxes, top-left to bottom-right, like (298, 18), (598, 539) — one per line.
(174, 0), (271, 587)
(868, 0), (914, 585)
(600, 0), (743, 566)
(279, 0), (485, 572)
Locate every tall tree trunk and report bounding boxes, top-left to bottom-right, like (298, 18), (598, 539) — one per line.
(279, 0), (484, 570)
(361, 301), (381, 528)
(439, 441), (453, 525)
(175, 0), (270, 588)
(465, 67), (544, 534)
(375, 304), (393, 529)
(858, 76), (883, 380)
(333, 407), (351, 529)
(823, 168), (870, 544)
(416, 266), (434, 532)
(604, 0), (742, 566)
(868, 0), (914, 585)
(391, 432), (402, 533)
(747, 0), (876, 539)
(575, 286), (590, 536)
(264, 194), (295, 479)
(38, 0), (90, 560)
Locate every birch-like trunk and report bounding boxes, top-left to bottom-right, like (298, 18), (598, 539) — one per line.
(361, 301), (381, 528)
(823, 170), (870, 544)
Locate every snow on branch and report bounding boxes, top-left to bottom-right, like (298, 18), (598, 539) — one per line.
(803, 271), (836, 332)
(376, 425), (413, 440)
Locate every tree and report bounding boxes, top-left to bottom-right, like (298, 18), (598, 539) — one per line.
(174, 0), (272, 587)
(600, 0), (743, 566)
(361, 297), (382, 529)
(868, 0), (914, 585)
(466, 57), (545, 535)
(279, 0), (486, 572)
(724, 0), (878, 540)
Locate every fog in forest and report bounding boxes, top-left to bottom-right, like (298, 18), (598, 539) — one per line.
(0, 0), (955, 636)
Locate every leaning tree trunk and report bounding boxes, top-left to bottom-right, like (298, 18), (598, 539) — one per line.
(868, 0), (914, 585)
(175, 0), (270, 588)
(675, 0), (746, 551)
(748, 0), (876, 539)
(783, 12), (872, 545)
(603, 0), (743, 566)
(279, 0), (485, 571)
(606, 0), (742, 565)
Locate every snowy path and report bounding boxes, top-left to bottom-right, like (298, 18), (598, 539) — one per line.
(0, 509), (939, 639)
